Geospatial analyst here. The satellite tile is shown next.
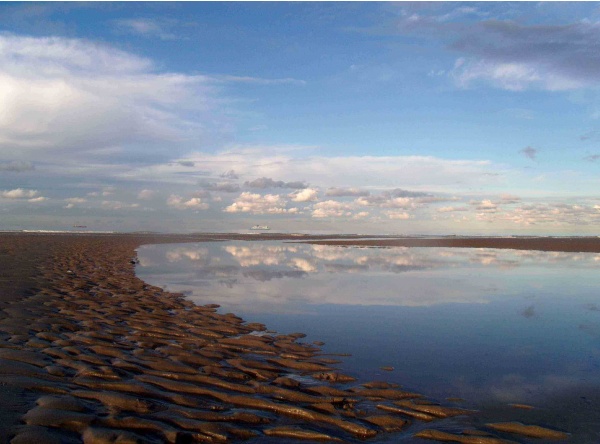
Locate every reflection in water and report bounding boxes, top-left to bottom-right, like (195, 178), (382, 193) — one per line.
(137, 241), (600, 436)
(138, 242), (600, 312)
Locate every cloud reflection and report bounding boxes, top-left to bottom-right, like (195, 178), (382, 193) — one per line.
(137, 242), (600, 314)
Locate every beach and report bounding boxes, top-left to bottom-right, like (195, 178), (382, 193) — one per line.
(0, 232), (574, 443)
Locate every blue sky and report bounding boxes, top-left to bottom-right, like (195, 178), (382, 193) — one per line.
(2, 2), (600, 234)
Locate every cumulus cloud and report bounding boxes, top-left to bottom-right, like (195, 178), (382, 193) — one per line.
(355, 195), (386, 206)
(353, 211), (370, 219)
(584, 154), (600, 162)
(312, 200), (354, 218)
(472, 199), (498, 212)
(167, 194), (209, 210)
(224, 192), (297, 214)
(385, 210), (411, 220)
(137, 189), (155, 200)
(477, 201), (600, 226)
(0, 33), (220, 160)
(0, 161), (34, 172)
(437, 206), (469, 213)
(382, 197), (417, 209)
(244, 177), (308, 189)
(1, 188), (39, 199)
(355, 189), (425, 209)
(64, 197), (87, 209)
(1, 188), (46, 203)
(289, 188), (318, 202)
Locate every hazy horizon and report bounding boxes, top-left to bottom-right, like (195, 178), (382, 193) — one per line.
(2, 2), (600, 236)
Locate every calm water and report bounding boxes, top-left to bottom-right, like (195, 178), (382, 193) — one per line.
(137, 240), (600, 440)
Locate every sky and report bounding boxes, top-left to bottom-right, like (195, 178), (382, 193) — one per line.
(2, 2), (600, 235)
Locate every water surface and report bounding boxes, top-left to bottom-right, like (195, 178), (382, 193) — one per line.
(137, 240), (600, 440)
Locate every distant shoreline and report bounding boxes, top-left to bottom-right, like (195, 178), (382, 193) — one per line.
(303, 236), (600, 253)
(3, 230), (600, 253)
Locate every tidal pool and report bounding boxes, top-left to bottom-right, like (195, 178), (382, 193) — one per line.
(137, 240), (600, 441)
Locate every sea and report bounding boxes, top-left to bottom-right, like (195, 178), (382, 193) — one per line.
(136, 239), (600, 442)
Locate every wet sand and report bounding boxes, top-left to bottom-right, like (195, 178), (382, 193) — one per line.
(0, 232), (573, 443)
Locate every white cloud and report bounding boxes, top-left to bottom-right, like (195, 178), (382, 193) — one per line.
(478, 201), (600, 226)
(113, 18), (178, 40)
(102, 200), (140, 210)
(0, 34), (219, 160)
(1, 188), (39, 199)
(65, 197), (87, 204)
(64, 197), (87, 208)
(473, 199), (498, 212)
(385, 210), (411, 220)
(167, 194), (209, 210)
(382, 197), (416, 209)
(27, 196), (47, 203)
(138, 189), (155, 200)
(312, 200), (354, 218)
(224, 192), (295, 214)
(437, 206), (469, 213)
(353, 211), (370, 219)
(289, 188), (318, 202)
(159, 148), (500, 194)
(453, 60), (558, 91)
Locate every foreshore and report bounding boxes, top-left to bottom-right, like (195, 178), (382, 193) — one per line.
(0, 233), (572, 443)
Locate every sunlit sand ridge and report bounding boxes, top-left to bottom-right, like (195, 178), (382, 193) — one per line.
(0, 233), (571, 443)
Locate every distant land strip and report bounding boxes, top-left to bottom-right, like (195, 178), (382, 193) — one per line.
(304, 237), (600, 253)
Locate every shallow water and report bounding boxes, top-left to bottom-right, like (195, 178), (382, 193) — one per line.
(137, 240), (600, 441)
